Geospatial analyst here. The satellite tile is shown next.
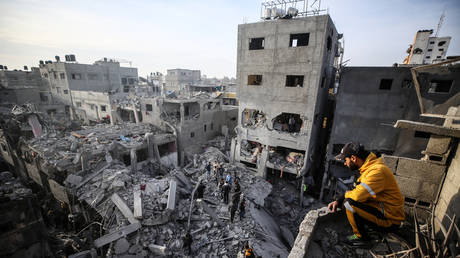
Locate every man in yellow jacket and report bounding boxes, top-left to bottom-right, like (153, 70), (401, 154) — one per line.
(328, 142), (405, 247)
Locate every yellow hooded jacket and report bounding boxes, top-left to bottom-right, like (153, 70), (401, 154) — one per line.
(345, 153), (405, 223)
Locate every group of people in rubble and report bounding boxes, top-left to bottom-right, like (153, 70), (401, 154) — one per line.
(206, 161), (246, 223)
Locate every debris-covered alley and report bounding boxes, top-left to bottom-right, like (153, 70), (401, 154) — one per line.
(1, 0), (460, 258)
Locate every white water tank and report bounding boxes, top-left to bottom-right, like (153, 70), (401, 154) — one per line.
(287, 7), (298, 17)
(264, 8), (272, 19)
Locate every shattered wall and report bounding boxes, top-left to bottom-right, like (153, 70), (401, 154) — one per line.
(71, 90), (112, 122)
(141, 97), (238, 160)
(235, 14), (339, 178)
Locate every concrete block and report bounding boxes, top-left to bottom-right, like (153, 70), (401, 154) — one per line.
(381, 155), (398, 174)
(94, 222), (141, 248)
(148, 244), (166, 256)
(48, 179), (70, 204)
(395, 175), (439, 202)
(426, 135), (451, 155)
(166, 180), (177, 211)
(25, 162), (42, 186)
(396, 157), (445, 184)
(133, 190), (142, 219)
(111, 193), (139, 224)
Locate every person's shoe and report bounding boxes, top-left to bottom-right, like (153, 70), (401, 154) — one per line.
(343, 234), (372, 249)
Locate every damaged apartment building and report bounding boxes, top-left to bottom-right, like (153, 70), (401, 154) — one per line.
(140, 97), (238, 165)
(231, 12), (341, 190)
(39, 56), (138, 121)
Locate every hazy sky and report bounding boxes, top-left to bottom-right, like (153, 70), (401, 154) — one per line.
(1, 0), (459, 78)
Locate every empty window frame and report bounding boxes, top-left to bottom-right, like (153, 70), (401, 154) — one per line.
(60, 73), (65, 79)
(249, 37), (264, 50)
(414, 131), (430, 138)
(286, 75), (304, 87)
(71, 73), (82, 80)
(438, 41), (446, 46)
(63, 90), (69, 94)
(326, 36), (332, 51)
(146, 104), (153, 111)
(428, 80), (453, 93)
(87, 73), (99, 80)
(39, 93), (48, 102)
(204, 124), (207, 132)
(76, 102), (82, 107)
(289, 33), (309, 47)
(56, 87), (61, 94)
(438, 48), (444, 52)
(401, 79), (413, 89)
(427, 49), (433, 52)
(101, 105), (107, 112)
(379, 79), (393, 90)
(190, 132), (195, 138)
(248, 75), (262, 86)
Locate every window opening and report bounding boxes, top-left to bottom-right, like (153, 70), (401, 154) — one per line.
(379, 79), (393, 90)
(438, 41), (446, 46)
(286, 75), (304, 87)
(414, 131), (430, 138)
(248, 75), (262, 86)
(146, 104), (153, 111)
(289, 33), (309, 47)
(428, 80), (453, 93)
(249, 37), (264, 50)
(101, 105), (107, 112)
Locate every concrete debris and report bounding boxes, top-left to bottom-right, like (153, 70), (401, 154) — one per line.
(114, 238), (130, 254)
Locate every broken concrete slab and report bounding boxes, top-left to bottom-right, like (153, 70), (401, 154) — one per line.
(114, 238), (130, 254)
(166, 180), (177, 211)
(394, 120), (460, 138)
(396, 157), (446, 184)
(134, 190), (142, 219)
(198, 200), (224, 227)
(94, 222), (141, 248)
(148, 244), (166, 256)
(111, 193), (139, 224)
(426, 135), (451, 155)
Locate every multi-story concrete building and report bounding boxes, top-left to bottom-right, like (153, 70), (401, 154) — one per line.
(231, 14), (340, 182)
(404, 29), (451, 65)
(141, 97), (238, 165)
(325, 64), (460, 190)
(39, 57), (138, 106)
(165, 69), (201, 93)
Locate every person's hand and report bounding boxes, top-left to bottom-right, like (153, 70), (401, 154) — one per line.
(328, 200), (339, 213)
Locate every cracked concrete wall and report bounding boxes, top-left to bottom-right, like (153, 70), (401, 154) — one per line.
(235, 15), (338, 175)
(434, 140), (460, 233)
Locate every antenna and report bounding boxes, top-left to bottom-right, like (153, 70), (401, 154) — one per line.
(434, 10), (445, 37)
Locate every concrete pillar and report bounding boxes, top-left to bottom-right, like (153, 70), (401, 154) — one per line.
(108, 104), (114, 125)
(81, 152), (89, 171)
(145, 133), (154, 160)
(257, 146), (268, 178)
(229, 138), (236, 163)
(153, 144), (161, 162)
(166, 180), (177, 211)
(132, 104), (139, 124)
(180, 104), (185, 122)
(130, 148), (137, 173)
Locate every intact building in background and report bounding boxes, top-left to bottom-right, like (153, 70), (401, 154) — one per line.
(39, 56), (138, 106)
(165, 69), (201, 93)
(231, 14), (341, 185)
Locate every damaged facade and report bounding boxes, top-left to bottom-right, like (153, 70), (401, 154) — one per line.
(231, 14), (340, 188)
(141, 97), (238, 165)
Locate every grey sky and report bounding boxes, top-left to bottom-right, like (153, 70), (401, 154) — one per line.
(0, 0), (459, 78)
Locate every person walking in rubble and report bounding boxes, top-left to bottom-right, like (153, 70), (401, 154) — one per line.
(205, 161), (211, 180)
(226, 173), (233, 186)
(234, 180), (241, 194)
(230, 202), (238, 223)
(239, 198), (246, 220)
(222, 181), (231, 204)
(218, 178), (225, 198)
(327, 142), (404, 248)
(233, 171), (240, 184)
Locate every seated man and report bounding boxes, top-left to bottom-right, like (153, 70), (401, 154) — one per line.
(328, 142), (405, 247)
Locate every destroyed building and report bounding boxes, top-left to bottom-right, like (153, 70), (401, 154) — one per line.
(325, 61), (460, 200)
(404, 29), (452, 65)
(141, 97), (238, 165)
(231, 14), (340, 189)
(39, 56), (138, 107)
